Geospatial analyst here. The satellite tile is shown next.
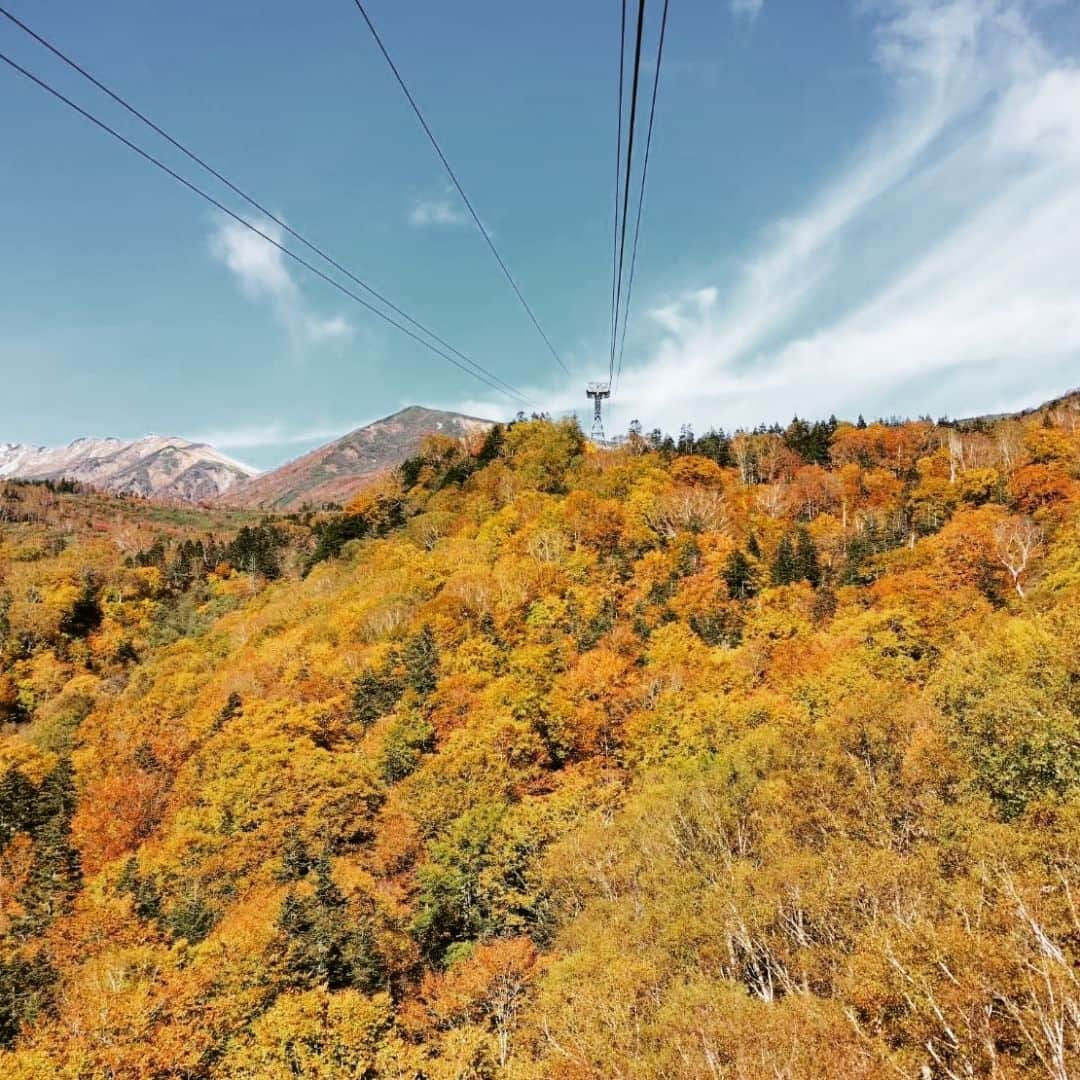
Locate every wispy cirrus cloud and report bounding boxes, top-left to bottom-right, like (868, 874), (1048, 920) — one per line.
(537, 0), (1080, 435)
(190, 421), (354, 452)
(407, 193), (469, 228)
(209, 218), (354, 350)
(731, 0), (764, 22)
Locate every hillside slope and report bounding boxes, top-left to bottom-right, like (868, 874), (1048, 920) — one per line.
(218, 406), (494, 510)
(1, 408), (1078, 1077)
(0, 435), (253, 501)
(954, 386), (1080, 428)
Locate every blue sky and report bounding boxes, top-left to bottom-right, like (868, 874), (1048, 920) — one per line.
(2, 0), (1080, 469)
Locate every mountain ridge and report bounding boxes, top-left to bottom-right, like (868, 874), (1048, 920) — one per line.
(216, 405), (495, 510)
(10, 388), (1075, 510)
(0, 434), (254, 502)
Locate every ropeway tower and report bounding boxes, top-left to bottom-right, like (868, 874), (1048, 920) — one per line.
(586, 381), (611, 443)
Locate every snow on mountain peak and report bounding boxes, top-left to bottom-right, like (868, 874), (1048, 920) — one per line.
(0, 434), (257, 501)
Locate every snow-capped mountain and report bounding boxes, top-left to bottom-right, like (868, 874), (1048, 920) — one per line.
(0, 435), (255, 502)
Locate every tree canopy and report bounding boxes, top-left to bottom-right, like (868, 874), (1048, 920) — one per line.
(1, 402), (1079, 1077)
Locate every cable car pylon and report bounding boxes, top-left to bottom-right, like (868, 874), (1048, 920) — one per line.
(586, 381), (611, 443)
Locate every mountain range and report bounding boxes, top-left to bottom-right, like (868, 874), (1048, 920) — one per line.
(0, 435), (253, 502)
(15, 393), (1075, 510)
(1, 407), (493, 508)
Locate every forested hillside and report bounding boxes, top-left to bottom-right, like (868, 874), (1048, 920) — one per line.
(1, 400), (1078, 1078)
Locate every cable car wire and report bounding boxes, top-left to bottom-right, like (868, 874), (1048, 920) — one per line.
(609, 0), (648, 384)
(608, 0), (627, 386)
(0, 4), (530, 406)
(614, 0), (669, 396)
(350, 0), (570, 376)
(0, 49), (530, 404)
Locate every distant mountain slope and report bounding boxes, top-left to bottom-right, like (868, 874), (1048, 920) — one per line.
(0, 435), (254, 501)
(955, 387), (1080, 428)
(218, 406), (494, 510)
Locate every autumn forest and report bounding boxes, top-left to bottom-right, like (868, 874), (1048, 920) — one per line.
(1, 398), (1079, 1078)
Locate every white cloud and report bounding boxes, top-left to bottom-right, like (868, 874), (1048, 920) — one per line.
(191, 421), (356, 452)
(209, 218), (354, 350)
(565, 0), (1080, 435)
(408, 195), (469, 228)
(731, 0), (764, 21)
(305, 314), (354, 345)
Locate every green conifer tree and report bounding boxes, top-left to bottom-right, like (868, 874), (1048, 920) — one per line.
(723, 550), (757, 600)
(0, 767), (36, 848)
(794, 528), (822, 588)
(350, 663), (403, 728)
(770, 535), (798, 586)
(403, 625), (439, 698)
(0, 953), (55, 1048)
(277, 826), (313, 882)
(18, 760), (81, 934)
(277, 854), (383, 992)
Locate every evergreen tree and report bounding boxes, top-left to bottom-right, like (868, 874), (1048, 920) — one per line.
(277, 854), (383, 992)
(134, 539), (167, 569)
(723, 550), (757, 600)
(313, 851), (344, 910)
(58, 577), (102, 638)
(693, 429), (734, 466)
(164, 548), (195, 592)
(0, 952), (55, 1048)
(403, 624), (439, 698)
(746, 532), (762, 559)
(784, 416), (838, 466)
(305, 513), (370, 572)
(276, 826), (313, 882)
(675, 536), (701, 577)
(0, 589), (11, 648)
(164, 891), (217, 944)
(217, 691), (240, 725)
(213, 692), (243, 733)
(476, 423), (505, 464)
(0, 767), (36, 849)
(380, 712), (436, 784)
(689, 609), (743, 647)
(784, 416), (811, 458)
(770, 535), (798, 586)
(19, 815), (81, 934)
(115, 638), (139, 664)
(794, 528), (822, 588)
(226, 523), (286, 580)
(398, 455), (426, 490)
(840, 519), (903, 585)
(350, 664), (403, 728)
(30, 759), (76, 840)
(201, 535), (224, 571)
(277, 889), (307, 941)
(132, 741), (161, 772)
(116, 857), (164, 922)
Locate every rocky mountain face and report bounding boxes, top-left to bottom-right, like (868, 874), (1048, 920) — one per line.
(217, 406), (494, 510)
(0, 435), (254, 502)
